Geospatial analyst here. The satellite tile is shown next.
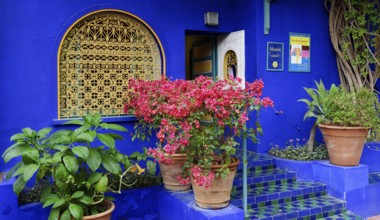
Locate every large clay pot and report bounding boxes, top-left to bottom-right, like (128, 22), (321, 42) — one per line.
(159, 153), (191, 191)
(82, 200), (115, 220)
(191, 158), (240, 209)
(319, 124), (369, 166)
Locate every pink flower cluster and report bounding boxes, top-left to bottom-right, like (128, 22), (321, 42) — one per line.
(124, 75), (274, 186)
(191, 165), (215, 189)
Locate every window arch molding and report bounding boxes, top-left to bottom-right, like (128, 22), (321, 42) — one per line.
(57, 9), (165, 119)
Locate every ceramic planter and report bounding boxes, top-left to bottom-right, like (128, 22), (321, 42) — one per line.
(159, 153), (191, 191)
(191, 158), (240, 209)
(82, 200), (115, 220)
(319, 124), (369, 166)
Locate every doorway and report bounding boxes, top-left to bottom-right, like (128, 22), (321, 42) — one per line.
(185, 30), (245, 84)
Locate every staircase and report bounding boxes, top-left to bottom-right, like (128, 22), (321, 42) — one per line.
(231, 151), (364, 220)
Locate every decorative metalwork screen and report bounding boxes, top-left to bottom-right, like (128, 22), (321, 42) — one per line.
(58, 11), (163, 119)
(224, 50), (238, 79)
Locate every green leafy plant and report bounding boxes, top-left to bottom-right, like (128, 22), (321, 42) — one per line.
(325, 0), (380, 92)
(298, 80), (337, 151)
(299, 80), (380, 149)
(269, 139), (328, 161)
(2, 113), (154, 220)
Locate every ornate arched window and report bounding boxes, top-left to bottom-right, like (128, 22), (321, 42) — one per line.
(223, 50), (237, 80)
(58, 10), (164, 119)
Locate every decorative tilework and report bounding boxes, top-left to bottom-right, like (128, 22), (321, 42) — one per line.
(233, 151), (360, 220)
(319, 212), (365, 220)
(247, 196), (346, 219)
(231, 182), (327, 208)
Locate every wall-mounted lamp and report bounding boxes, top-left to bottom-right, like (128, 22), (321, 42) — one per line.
(204, 12), (219, 26)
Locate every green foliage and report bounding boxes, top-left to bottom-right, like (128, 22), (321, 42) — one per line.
(2, 113), (155, 220)
(269, 140), (328, 161)
(299, 81), (380, 130)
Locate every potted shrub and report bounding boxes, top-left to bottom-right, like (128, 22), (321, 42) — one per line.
(124, 78), (199, 191)
(299, 80), (380, 166)
(124, 76), (274, 208)
(2, 113), (149, 220)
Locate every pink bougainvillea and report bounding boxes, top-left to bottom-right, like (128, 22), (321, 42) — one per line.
(124, 75), (274, 187)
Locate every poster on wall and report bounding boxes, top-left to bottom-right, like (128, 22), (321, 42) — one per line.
(288, 33), (311, 72)
(266, 42), (284, 71)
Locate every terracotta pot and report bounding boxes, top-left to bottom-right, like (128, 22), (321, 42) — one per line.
(319, 124), (369, 166)
(82, 200), (115, 220)
(159, 153), (191, 191)
(191, 157), (240, 209)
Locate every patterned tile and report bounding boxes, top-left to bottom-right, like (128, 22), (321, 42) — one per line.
(369, 172), (380, 184)
(233, 168), (296, 187)
(247, 195), (346, 220)
(233, 151), (357, 220)
(231, 181), (327, 208)
(319, 212), (365, 220)
(235, 150), (276, 169)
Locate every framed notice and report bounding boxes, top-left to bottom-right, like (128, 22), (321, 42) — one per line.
(266, 42), (284, 71)
(289, 33), (311, 72)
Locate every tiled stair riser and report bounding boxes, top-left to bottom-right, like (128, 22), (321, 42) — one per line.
(232, 153), (364, 220)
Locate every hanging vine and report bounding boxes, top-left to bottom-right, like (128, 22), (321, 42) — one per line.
(324, 0), (380, 92)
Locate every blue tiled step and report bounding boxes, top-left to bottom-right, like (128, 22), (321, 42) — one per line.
(231, 181), (327, 208)
(233, 168), (296, 187)
(236, 151), (275, 170)
(247, 195), (346, 220)
(369, 172), (380, 184)
(319, 212), (365, 220)
(237, 164), (277, 173)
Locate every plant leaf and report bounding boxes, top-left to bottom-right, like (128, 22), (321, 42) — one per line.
(37, 127), (52, 139)
(98, 133), (115, 149)
(95, 175), (108, 193)
(146, 160), (156, 175)
(60, 209), (71, 220)
(63, 119), (84, 126)
(23, 164), (39, 182)
(52, 198), (66, 208)
(106, 133), (124, 140)
(13, 175), (27, 195)
(75, 133), (94, 143)
(69, 203), (83, 220)
(63, 156), (79, 174)
(87, 148), (101, 172)
(22, 128), (34, 137)
(100, 123), (128, 132)
(88, 172), (102, 184)
(78, 195), (94, 205)
(3, 145), (29, 163)
(22, 148), (40, 163)
(101, 153), (121, 174)
(10, 133), (27, 142)
(71, 191), (84, 199)
(73, 124), (91, 137)
(72, 146), (89, 159)
(48, 208), (60, 220)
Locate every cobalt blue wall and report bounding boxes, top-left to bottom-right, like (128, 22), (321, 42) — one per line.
(0, 0), (256, 170)
(253, 0), (339, 153)
(0, 0), (339, 170)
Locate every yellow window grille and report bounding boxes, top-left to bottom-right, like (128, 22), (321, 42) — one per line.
(58, 10), (164, 119)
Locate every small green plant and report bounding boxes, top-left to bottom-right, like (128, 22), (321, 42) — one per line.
(2, 113), (154, 220)
(269, 139), (328, 161)
(299, 80), (380, 150)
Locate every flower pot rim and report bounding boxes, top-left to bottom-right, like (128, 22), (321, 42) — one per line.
(318, 123), (370, 130)
(82, 200), (115, 220)
(210, 157), (240, 170)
